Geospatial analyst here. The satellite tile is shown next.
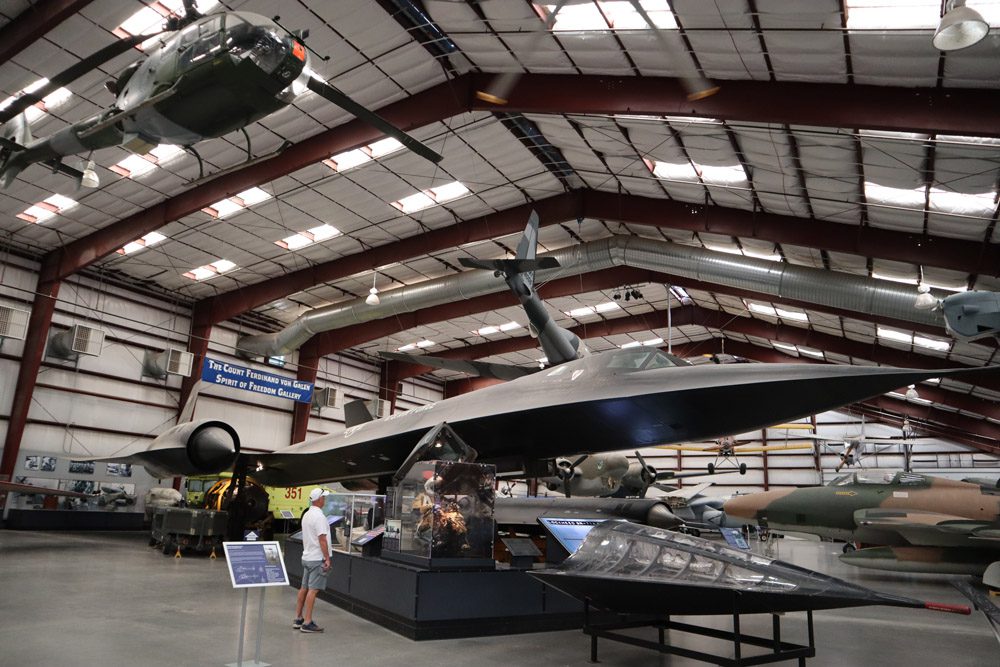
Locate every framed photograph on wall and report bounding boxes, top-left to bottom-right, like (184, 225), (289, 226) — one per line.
(69, 461), (95, 474)
(24, 455), (57, 472)
(106, 463), (132, 477)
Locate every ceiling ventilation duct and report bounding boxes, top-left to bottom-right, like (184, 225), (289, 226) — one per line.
(142, 348), (194, 379)
(0, 305), (29, 341)
(48, 324), (105, 360)
(237, 236), (949, 359)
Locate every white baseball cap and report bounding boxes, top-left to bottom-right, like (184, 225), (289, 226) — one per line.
(309, 488), (330, 502)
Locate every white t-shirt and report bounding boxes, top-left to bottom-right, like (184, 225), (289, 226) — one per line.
(301, 505), (331, 562)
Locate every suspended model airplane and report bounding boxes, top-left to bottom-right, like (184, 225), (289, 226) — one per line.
(539, 450), (728, 498)
(0, 1), (440, 188)
(724, 471), (1000, 575)
(659, 426), (816, 474)
(81, 213), (1000, 493)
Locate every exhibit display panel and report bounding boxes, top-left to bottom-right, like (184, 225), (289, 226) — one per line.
(384, 460), (495, 567)
(322, 493), (385, 550)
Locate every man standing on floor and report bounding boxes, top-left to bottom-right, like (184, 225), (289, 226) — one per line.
(294, 488), (331, 633)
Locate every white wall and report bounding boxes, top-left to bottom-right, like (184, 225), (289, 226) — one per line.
(0, 256), (446, 482)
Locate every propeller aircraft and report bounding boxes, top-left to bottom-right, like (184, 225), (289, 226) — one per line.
(539, 450), (728, 498)
(658, 423), (817, 474)
(0, 0), (440, 189)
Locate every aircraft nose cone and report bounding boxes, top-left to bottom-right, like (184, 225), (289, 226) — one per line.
(188, 423), (240, 472)
(646, 503), (683, 529)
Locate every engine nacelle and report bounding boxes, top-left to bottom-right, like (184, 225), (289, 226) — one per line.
(111, 419), (241, 478)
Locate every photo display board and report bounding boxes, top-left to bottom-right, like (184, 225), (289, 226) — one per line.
(223, 541), (290, 588)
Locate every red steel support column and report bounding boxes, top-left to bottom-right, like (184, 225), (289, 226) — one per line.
(179, 302), (213, 414)
(379, 361), (402, 413)
(291, 344), (319, 445)
(0, 278), (60, 502)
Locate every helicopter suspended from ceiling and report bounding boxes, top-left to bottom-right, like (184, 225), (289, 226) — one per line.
(0, 0), (442, 189)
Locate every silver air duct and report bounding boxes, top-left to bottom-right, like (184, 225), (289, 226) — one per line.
(238, 236), (946, 358)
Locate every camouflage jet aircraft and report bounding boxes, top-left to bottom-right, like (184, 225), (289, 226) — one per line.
(724, 471), (1000, 575)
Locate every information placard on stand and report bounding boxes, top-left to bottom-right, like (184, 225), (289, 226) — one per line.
(223, 541), (288, 667)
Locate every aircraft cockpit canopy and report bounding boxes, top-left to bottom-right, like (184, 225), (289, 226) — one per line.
(603, 349), (690, 373)
(830, 471), (928, 486)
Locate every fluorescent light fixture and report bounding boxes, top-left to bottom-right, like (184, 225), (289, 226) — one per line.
(620, 341), (642, 349)
(369, 137), (403, 158)
(276, 224), (341, 250)
(324, 137), (407, 172)
(642, 337), (664, 346)
(594, 302), (621, 313)
(392, 192), (436, 214)
(648, 159), (748, 186)
(747, 302), (777, 317)
(566, 306), (596, 318)
(16, 194), (77, 224)
(429, 181), (469, 202)
(664, 115), (721, 124)
(397, 343), (416, 352)
(743, 248), (783, 262)
(877, 326), (913, 344)
(913, 334), (952, 351)
(235, 187), (271, 206)
(149, 144), (184, 163)
(110, 154), (157, 178)
(799, 347), (825, 358)
(864, 182), (924, 209)
(775, 307), (809, 322)
(416, 340), (435, 348)
(114, 0), (219, 38)
(475, 325), (500, 336)
(0, 78), (72, 124)
(845, 0), (940, 30)
(872, 271), (919, 286)
(499, 321), (521, 331)
(670, 286), (693, 304)
(203, 187), (271, 219)
(117, 231), (166, 255)
(773, 341), (798, 353)
(650, 160), (699, 183)
(183, 259), (237, 281)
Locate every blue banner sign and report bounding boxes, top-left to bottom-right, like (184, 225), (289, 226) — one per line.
(223, 541), (289, 588)
(202, 358), (313, 403)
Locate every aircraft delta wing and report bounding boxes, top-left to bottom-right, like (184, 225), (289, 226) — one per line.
(724, 471), (1000, 575)
(237, 358), (995, 487)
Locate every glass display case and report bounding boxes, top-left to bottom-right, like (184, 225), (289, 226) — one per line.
(321, 493), (385, 551)
(383, 460), (495, 568)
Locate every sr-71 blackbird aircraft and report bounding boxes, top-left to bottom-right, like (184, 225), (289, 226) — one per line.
(86, 214), (1000, 490)
(724, 471), (1000, 575)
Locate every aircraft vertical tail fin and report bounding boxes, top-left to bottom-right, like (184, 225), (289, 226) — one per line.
(457, 211), (557, 287)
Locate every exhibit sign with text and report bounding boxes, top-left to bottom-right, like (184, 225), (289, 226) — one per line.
(202, 358), (313, 403)
(223, 541), (290, 588)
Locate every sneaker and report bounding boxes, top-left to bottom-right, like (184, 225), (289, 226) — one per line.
(292, 618), (304, 629)
(300, 621), (324, 633)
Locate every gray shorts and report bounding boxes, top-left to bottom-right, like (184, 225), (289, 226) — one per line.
(301, 560), (328, 590)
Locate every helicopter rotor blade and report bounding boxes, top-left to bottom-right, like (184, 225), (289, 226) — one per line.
(305, 77), (442, 164)
(0, 32), (164, 126)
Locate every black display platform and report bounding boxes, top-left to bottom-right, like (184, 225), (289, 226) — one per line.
(3, 509), (144, 530)
(285, 538), (605, 640)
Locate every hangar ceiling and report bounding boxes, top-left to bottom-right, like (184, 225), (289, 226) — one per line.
(0, 0), (998, 451)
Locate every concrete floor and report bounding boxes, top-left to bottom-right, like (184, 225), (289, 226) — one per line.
(0, 530), (996, 667)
